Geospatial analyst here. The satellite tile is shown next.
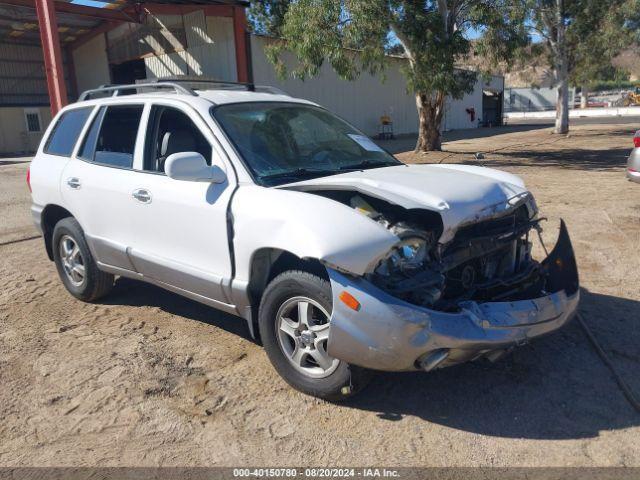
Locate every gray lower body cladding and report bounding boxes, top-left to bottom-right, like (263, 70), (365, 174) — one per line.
(627, 147), (640, 183)
(326, 220), (580, 372)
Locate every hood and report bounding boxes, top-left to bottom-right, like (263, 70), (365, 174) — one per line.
(281, 164), (534, 243)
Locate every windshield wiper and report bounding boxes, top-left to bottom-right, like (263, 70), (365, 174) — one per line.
(338, 160), (397, 171)
(259, 168), (337, 181)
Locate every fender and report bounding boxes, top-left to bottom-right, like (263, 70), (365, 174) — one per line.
(231, 185), (399, 283)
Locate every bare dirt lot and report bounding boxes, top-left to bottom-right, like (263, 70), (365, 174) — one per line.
(1, 122), (639, 467)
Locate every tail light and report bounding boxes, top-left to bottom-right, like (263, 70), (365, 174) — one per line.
(26, 166), (31, 192)
(634, 130), (640, 148)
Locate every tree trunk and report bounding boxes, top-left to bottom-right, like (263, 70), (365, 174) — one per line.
(415, 92), (444, 152)
(580, 84), (588, 109)
(555, 75), (569, 134)
(554, 0), (569, 134)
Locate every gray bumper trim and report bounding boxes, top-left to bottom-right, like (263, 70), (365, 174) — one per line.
(326, 269), (579, 371)
(627, 148), (640, 183)
(31, 203), (44, 234)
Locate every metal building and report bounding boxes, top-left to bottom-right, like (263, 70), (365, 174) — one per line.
(0, 0), (503, 154)
(504, 86), (576, 113)
(0, 0), (249, 154)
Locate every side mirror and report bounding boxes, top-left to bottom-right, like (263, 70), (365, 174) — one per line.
(165, 152), (227, 184)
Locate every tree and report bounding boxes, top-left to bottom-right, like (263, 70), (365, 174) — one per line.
(252, 1), (527, 152)
(525, 0), (635, 132)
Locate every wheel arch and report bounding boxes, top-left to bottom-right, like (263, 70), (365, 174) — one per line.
(41, 204), (75, 260)
(244, 247), (329, 341)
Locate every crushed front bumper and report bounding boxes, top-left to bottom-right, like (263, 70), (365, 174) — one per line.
(326, 220), (580, 372)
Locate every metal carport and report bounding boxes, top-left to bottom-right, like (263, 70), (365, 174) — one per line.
(0, 0), (249, 116)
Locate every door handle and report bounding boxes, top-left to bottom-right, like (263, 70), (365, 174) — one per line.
(132, 188), (152, 204)
(66, 177), (81, 189)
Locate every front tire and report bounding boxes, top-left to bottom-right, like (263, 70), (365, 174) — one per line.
(52, 217), (114, 302)
(258, 270), (371, 401)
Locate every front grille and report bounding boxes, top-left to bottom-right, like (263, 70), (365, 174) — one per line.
(452, 204), (530, 243)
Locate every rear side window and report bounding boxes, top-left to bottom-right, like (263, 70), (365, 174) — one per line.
(79, 105), (144, 168)
(44, 107), (92, 157)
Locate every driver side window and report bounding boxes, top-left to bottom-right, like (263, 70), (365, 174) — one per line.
(143, 106), (211, 173)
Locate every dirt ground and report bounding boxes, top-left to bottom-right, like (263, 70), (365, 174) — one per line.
(1, 121), (639, 467)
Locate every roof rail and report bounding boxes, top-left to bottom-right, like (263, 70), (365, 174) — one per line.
(166, 78), (256, 92)
(79, 82), (196, 101)
(162, 79), (289, 96)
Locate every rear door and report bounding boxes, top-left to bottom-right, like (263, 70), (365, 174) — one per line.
(30, 107), (94, 227)
(61, 102), (147, 271)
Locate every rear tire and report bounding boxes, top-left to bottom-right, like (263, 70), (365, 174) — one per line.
(258, 270), (371, 401)
(52, 217), (114, 302)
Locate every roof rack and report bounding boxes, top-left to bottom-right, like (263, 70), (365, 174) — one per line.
(166, 78), (256, 92)
(78, 79), (289, 102)
(167, 79), (288, 95)
(79, 82), (196, 101)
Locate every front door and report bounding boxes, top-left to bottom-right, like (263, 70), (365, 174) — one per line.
(125, 102), (235, 306)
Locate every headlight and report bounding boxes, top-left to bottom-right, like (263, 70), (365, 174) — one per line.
(375, 237), (428, 276)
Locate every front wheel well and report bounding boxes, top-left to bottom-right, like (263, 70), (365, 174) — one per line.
(246, 248), (329, 340)
(41, 205), (74, 260)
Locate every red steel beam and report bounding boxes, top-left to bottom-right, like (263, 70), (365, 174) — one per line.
(35, 0), (67, 115)
(232, 5), (249, 83)
(1, 0), (139, 22)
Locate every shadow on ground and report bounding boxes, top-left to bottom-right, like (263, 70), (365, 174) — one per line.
(102, 279), (639, 440)
(479, 146), (631, 171)
(380, 124), (559, 155)
(104, 277), (254, 342)
(344, 288), (640, 439)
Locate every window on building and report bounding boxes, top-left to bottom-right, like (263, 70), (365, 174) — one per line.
(90, 105), (144, 168)
(24, 109), (41, 133)
(44, 107), (93, 157)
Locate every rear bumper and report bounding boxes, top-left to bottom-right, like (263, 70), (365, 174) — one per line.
(31, 203), (44, 234)
(326, 220), (580, 372)
(627, 148), (640, 183)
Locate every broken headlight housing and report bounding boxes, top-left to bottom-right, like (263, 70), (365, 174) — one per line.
(370, 233), (446, 306)
(375, 237), (428, 276)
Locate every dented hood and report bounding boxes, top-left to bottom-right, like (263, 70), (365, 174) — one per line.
(282, 164), (534, 243)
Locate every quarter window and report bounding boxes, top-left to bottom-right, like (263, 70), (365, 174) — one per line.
(44, 107), (92, 157)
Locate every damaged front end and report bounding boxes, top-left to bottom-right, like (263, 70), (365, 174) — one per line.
(315, 190), (579, 372)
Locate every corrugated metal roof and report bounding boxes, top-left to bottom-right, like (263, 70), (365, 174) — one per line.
(0, 0), (247, 45)
(0, 0), (247, 105)
(0, 4), (100, 44)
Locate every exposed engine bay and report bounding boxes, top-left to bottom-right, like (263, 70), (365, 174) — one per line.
(310, 190), (546, 311)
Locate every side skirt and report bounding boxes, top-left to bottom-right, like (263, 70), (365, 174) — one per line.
(97, 262), (241, 318)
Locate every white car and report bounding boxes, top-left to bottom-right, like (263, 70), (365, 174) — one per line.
(29, 82), (579, 400)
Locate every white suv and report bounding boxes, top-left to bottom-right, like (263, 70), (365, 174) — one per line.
(29, 82), (579, 400)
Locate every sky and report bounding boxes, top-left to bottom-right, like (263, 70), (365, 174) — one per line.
(72, 0), (110, 7)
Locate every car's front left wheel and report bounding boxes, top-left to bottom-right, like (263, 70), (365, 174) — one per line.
(258, 270), (371, 401)
(52, 217), (114, 302)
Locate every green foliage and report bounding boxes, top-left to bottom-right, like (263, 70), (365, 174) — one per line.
(567, 0), (636, 87)
(248, 0), (290, 36)
(256, 1), (530, 100)
(516, 0), (637, 86)
(585, 79), (638, 92)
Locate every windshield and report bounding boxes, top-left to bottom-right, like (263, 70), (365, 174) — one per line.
(212, 102), (400, 186)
